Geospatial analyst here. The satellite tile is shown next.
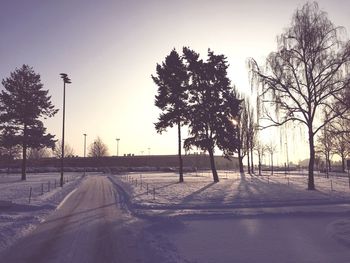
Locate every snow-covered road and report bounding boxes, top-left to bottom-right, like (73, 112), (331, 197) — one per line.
(0, 175), (163, 263)
(165, 215), (350, 263)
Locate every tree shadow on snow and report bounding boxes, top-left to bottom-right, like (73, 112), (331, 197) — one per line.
(181, 182), (217, 205)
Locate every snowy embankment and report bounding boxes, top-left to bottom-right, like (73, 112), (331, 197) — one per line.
(0, 172), (85, 252)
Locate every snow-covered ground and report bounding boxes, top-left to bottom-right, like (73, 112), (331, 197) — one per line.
(3, 170), (350, 262)
(111, 171), (350, 212)
(0, 172), (85, 252)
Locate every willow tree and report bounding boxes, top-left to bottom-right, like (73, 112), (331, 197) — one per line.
(183, 47), (241, 182)
(249, 2), (350, 189)
(235, 95), (248, 175)
(234, 92), (252, 175)
(246, 99), (256, 174)
(152, 49), (188, 182)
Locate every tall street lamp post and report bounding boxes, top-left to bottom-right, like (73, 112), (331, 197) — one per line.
(285, 142), (289, 174)
(59, 73), (71, 187)
(83, 133), (87, 176)
(116, 138), (120, 156)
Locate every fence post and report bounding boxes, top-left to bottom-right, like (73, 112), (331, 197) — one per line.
(268, 176), (269, 184)
(54, 179), (57, 188)
(287, 177), (290, 186)
(147, 183), (149, 195)
(135, 179), (138, 187)
(41, 183), (44, 195)
(29, 187), (32, 204)
(48, 181), (50, 192)
(331, 179), (333, 191)
(153, 187), (155, 200)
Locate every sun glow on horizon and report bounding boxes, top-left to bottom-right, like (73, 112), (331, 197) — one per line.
(0, 0), (349, 164)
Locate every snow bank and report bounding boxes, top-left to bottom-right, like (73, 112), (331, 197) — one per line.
(0, 172), (86, 252)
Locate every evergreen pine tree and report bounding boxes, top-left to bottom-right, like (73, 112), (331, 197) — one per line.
(153, 49), (189, 183)
(0, 65), (58, 180)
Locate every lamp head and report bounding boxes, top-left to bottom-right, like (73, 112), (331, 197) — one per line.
(60, 73), (71, 84)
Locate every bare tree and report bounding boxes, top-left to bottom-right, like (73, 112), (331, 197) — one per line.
(314, 154), (322, 173)
(265, 143), (277, 175)
(27, 148), (51, 159)
(52, 140), (75, 158)
(88, 137), (109, 158)
(329, 117), (350, 172)
(244, 99), (255, 174)
(234, 90), (249, 175)
(255, 140), (266, 176)
(316, 124), (333, 177)
(249, 2), (350, 189)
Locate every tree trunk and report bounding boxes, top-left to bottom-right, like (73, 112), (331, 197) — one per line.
(341, 153), (345, 173)
(308, 130), (315, 190)
(237, 137), (244, 174)
(247, 138), (251, 174)
(328, 155), (332, 172)
(21, 125), (27, 181)
(177, 121), (184, 183)
(208, 147), (219, 182)
(250, 146), (254, 174)
(324, 152), (329, 178)
(238, 151), (244, 174)
(271, 152), (274, 175)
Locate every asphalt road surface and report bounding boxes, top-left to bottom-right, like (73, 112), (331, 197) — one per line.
(169, 214), (350, 263)
(0, 175), (160, 263)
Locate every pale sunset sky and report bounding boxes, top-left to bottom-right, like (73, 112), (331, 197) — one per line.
(0, 0), (349, 163)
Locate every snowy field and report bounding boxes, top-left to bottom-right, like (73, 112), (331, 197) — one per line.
(110, 171), (350, 214)
(0, 172), (86, 252)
